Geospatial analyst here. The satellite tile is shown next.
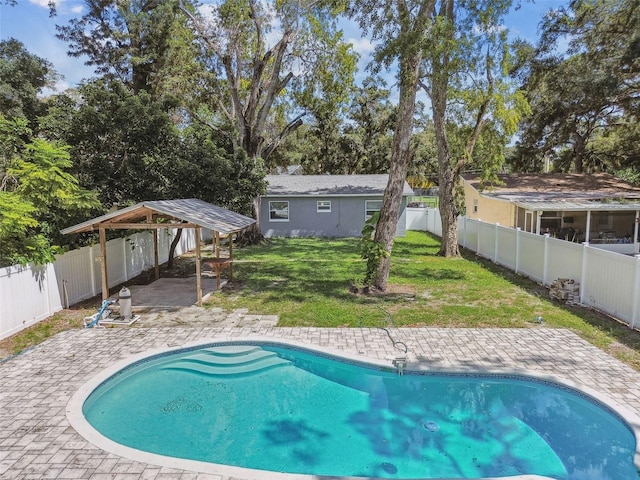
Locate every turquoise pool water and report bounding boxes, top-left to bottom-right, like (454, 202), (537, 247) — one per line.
(83, 343), (638, 479)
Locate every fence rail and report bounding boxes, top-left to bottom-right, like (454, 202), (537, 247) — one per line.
(0, 229), (204, 341)
(407, 207), (640, 330)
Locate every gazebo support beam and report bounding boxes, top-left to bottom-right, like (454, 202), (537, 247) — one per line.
(195, 226), (202, 306)
(99, 222), (197, 230)
(146, 212), (161, 281)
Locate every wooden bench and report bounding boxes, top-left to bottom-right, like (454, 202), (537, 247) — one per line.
(201, 257), (232, 289)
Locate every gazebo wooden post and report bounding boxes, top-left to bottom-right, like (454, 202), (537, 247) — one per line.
(215, 231), (220, 258)
(229, 232), (234, 281)
(147, 211), (160, 280)
(195, 226), (203, 306)
(99, 227), (109, 301)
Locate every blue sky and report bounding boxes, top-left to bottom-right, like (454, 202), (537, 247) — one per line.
(0, 0), (567, 93)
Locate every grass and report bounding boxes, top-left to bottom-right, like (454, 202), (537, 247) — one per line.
(3, 231), (640, 371)
(0, 309), (88, 359)
(207, 231), (640, 369)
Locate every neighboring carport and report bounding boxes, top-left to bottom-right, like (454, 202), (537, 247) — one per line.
(61, 199), (256, 306)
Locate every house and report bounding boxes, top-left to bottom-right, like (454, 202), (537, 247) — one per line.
(461, 173), (640, 253)
(260, 174), (414, 238)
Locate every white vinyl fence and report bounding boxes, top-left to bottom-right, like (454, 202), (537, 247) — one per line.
(407, 207), (640, 330)
(0, 228), (205, 341)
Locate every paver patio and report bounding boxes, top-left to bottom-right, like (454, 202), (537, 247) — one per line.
(1, 322), (640, 479)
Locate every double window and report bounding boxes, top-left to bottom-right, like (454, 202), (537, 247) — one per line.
(269, 201), (289, 222)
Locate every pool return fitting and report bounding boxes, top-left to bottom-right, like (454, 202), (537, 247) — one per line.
(378, 307), (408, 375)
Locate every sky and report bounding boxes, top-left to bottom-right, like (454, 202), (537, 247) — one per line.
(0, 0), (568, 94)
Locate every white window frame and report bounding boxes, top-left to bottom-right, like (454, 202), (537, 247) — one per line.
(317, 200), (332, 213)
(365, 200), (383, 220)
(269, 201), (289, 222)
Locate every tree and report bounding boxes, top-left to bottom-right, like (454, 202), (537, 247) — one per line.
(181, 0), (355, 165)
(0, 116), (99, 266)
(0, 39), (56, 129)
(56, 0), (193, 96)
(511, 0), (640, 175)
(419, 0), (526, 257)
(347, 0), (435, 290)
(40, 79), (266, 214)
(41, 79), (181, 207)
(342, 77), (396, 174)
(292, 24), (358, 174)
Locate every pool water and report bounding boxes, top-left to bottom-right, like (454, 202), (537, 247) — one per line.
(83, 344), (638, 479)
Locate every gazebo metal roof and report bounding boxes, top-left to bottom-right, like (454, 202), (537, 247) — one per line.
(61, 199), (255, 235)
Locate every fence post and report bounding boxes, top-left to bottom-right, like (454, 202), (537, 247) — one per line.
(515, 228), (521, 274)
(476, 219), (481, 254)
(122, 237), (129, 281)
(542, 233), (550, 286)
(631, 254), (640, 329)
(494, 223), (499, 263)
(89, 245), (97, 297)
(580, 242), (589, 306)
(462, 216), (467, 249)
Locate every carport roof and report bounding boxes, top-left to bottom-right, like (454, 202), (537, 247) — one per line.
(61, 199), (256, 235)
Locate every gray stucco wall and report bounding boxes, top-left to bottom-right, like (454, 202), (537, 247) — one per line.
(259, 196), (408, 238)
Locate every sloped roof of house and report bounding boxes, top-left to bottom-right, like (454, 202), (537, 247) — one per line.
(265, 174), (414, 196)
(61, 199), (255, 235)
(462, 173), (640, 211)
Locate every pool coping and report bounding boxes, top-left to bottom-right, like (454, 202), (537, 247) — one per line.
(66, 335), (640, 480)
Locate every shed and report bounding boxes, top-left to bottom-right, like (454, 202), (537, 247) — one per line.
(260, 174), (414, 238)
(61, 199), (255, 305)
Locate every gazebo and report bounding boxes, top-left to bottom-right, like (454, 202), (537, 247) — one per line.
(61, 199), (256, 306)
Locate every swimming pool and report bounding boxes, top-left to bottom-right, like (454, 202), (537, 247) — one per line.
(68, 338), (640, 479)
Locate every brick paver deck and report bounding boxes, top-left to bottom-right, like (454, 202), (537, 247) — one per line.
(2, 326), (640, 479)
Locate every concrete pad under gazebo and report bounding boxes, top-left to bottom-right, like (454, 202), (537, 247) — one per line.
(61, 199), (256, 306)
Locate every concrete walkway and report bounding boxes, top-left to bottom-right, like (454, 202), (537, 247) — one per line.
(1, 323), (640, 479)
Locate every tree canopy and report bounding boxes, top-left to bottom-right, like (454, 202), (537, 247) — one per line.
(510, 0), (640, 175)
(0, 116), (99, 266)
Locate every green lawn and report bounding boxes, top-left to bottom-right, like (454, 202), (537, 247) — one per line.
(207, 231), (640, 370)
(4, 231), (640, 371)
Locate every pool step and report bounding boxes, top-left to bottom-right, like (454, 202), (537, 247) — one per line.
(198, 345), (263, 357)
(162, 346), (291, 377)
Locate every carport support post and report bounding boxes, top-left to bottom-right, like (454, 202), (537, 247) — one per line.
(147, 211), (160, 280)
(195, 226), (203, 306)
(99, 227), (109, 301)
(153, 229), (159, 280)
(229, 233), (234, 281)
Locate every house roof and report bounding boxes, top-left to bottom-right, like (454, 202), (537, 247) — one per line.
(462, 173), (640, 211)
(265, 174), (414, 196)
(61, 199), (256, 235)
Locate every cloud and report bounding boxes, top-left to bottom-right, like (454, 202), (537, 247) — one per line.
(347, 37), (374, 57)
(28, 0), (51, 7)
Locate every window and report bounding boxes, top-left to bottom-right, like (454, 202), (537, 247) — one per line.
(473, 199), (478, 214)
(317, 200), (331, 212)
(269, 201), (289, 222)
(365, 200), (382, 220)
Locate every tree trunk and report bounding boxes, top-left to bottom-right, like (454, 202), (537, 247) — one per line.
(236, 196), (264, 245)
(431, 39), (460, 258)
(372, 50), (422, 291)
(167, 228), (183, 269)
(573, 133), (586, 173)
(438, 167), (460, 257)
